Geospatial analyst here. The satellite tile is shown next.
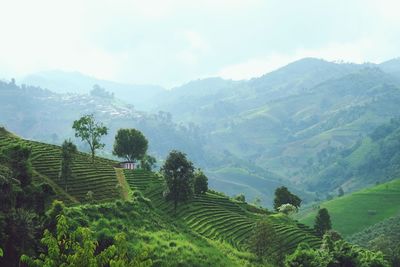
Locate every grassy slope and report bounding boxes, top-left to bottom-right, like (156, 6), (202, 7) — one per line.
(123, 169), (321, 256)
(0, 128), (120, 203)
(0, 128), (322, 264)
(64, 200), (258, 266)
(298, 178), (400, 237)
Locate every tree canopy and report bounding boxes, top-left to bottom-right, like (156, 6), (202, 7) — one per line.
(21, 214), (152, 267)
(249, 220), (283, 264)
(72, 114), (108, 162)
(0, 146), (54, 266)
(273, 186), (301, 211)
(314, 208), (332, 237)
(60, 140), (77, 192)
(161, 150), (194, 212)
(113, 128), (148, 162)
(193, 169), (208, 194)
(1, 143), (32, 187)
(285, 233), (389, 267)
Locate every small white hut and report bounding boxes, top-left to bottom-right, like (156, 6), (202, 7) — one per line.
(120, 161), (135, 170)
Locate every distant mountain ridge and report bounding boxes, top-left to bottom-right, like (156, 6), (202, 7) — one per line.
(21, 70), (164, 110)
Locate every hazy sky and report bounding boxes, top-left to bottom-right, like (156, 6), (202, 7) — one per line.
(0, 0), (400, 88)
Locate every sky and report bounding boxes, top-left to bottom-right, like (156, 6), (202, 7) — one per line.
(0, 0), (400, 88)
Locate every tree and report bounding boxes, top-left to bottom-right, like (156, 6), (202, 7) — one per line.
(1, 143), (32, 187)
(21, 215), (152, 267)
(113, 128), (148, 163)
(314, 208), (332, 237)
(72, 114), (108, 162)
(140, 155), (156, 171)
(234, 193), (246, 203)
(161, 150), (194, 212)
(60, 140), (77, 192)
(193, 169), (208, 194)
(249, 220), (283, 264)
(273, 186), (301, 211)
(369, 235), (400, 267)
(278, 204), (297, 216)
(285, 234), (389, 267)
(285, 243), (332, 267)
(4, 209), (37, 264)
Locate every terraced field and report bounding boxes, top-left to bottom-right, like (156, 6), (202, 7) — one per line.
(0, 133), (120, 202)
(124, 169), (321, 253)
(0, 128), (321, 255)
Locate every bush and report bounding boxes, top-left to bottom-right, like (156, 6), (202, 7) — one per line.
(285, 235), (390, 267)
(233, 193), (246, 203)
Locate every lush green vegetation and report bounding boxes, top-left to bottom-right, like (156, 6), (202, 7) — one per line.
(113, 128), (148, 162)
(307, 118), (400, 193)
(73, 114), (108, 162)
(0, 133), (56, 266)
(5, 59), (400, 207)
(273, 186), (302, 211)
(20, 200), (257, 267)
(0, 124), (393, 266)
(298, 178), (400, 237)
(123, 168), (321, 259)
(349, 214), (400, 266)
(0, 128), (120, 203)
(285, 233), (389, 267)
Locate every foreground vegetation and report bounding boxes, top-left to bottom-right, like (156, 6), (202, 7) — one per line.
(0, 126), (391, 266)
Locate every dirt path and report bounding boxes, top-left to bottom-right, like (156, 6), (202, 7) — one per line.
(115, 168), (131, 201)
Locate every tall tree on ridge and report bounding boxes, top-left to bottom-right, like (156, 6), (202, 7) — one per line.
(273, 186), (301, 211)
(72, 114), (108, 162)
(113, 128), (148, 162)
(161, 150), (194, 213)
(314, 208), (332, 237)
(60, 140), (77, 192)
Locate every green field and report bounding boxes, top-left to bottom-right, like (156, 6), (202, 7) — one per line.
(124, 169), (321, 255)
(298, 178), (400, 236)
(0, 131), (120, 203)
(0, 128), (322, 264)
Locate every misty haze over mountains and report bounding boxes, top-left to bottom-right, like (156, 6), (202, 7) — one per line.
(3, 57), (400, 206)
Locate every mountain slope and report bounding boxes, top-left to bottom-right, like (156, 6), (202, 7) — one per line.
(21, 70), (164, 110)
(0, 129), (322, 265)
(307, 117), (400, 192)
(5, 57), (400, 207)
(297, 178), (400, 237)
(0, 128), (120, 202)
(153, 60), (400, 195)
(122, 169), (321, 255)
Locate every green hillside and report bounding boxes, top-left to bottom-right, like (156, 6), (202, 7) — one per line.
(298, 178), (400, 237)
(5, 60), (400, 207)
(122, 169), (321, 255)
(308, 118), (400, 193)
(0, 128), (322, 266)
(0, 128), (120, 203)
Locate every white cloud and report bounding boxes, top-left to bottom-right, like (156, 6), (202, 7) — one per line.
(0, 0), (400, 86)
